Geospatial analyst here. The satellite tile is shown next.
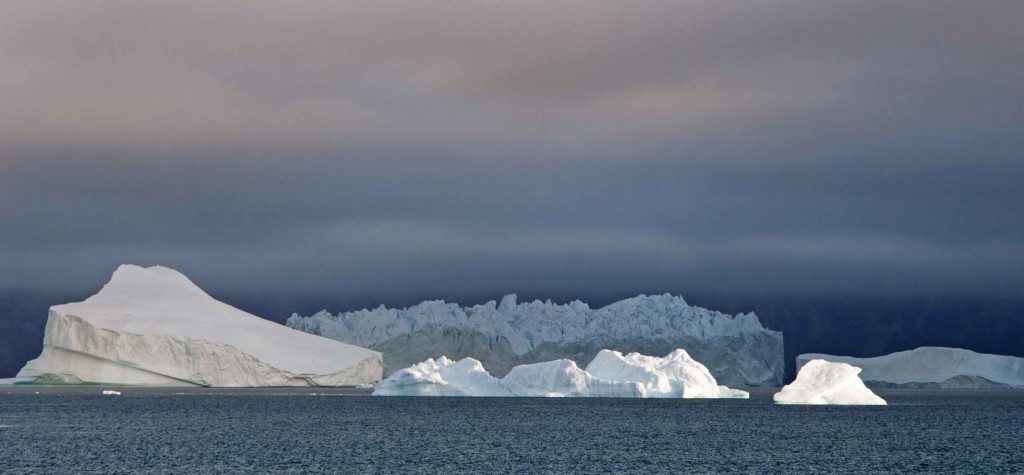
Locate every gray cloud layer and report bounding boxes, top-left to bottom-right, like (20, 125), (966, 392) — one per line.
(1, 1), (1022, 298)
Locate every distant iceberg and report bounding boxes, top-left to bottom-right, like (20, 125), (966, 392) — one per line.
(797, 347), (1024, 389)
(288, 293), (783, 387)
(773, 359), (886, 405)
(16, 265), (382, 387)
(373, 349), (748, 398)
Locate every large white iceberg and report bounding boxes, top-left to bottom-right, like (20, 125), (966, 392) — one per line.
(373, 349), (747, 398)
(797, 347), (1024, 389)
(372, 356), (511, 397)
(773, 359), (886, 405)
(16, 265), (382, 387)
(287, 293), (783, 387)
(586, 349), (748, 398)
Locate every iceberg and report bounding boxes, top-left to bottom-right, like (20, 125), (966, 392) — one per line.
(373, 349), (747, 398)
(587, 349), (749, 399)
(16, 265), (382, 387)
(797, 347), (1024, 389)
(287, 293), (783, 387)
(372, 356), (511, 397)
(501, 359), (643, 397)
(773, 359), (886, 405)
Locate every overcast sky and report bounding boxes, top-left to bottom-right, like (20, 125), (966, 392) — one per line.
(1, 1), (1022, 300)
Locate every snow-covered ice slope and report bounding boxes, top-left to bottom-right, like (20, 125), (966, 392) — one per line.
(17, 265), (382, 387)
(288, 294), (783, 387)
(797, 347), (1024, 388)
(773, 359), (886, 405)
(373, 349), (747, 398)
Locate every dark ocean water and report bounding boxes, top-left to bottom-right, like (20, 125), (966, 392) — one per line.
(0, 388), (1021, 474)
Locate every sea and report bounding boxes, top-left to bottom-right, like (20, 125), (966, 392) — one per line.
(0, 387), (1021, 474)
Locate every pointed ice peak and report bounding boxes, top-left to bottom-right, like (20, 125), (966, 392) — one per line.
(498, 294), (518, 312)
(92, 264), (210, 302)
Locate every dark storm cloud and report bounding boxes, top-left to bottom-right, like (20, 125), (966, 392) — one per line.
(1, 1), (1022, 298)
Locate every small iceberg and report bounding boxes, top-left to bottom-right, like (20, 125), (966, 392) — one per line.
(773, 359), (886, 405)
(373, 349), (748, 398)
(101, 390), (122, 396)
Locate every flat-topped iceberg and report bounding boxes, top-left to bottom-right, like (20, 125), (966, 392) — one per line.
(797, 347), (1024, 389)
(373, 349), (748, 398)
(287, 293), (783, 387)
(773, 359), (886, 405)
(16, 265), (382, 387)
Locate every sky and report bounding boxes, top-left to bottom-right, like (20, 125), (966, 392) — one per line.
(1, 1), (1022, 300)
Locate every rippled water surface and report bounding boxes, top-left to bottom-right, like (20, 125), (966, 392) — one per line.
(0, 388), (1021, 473)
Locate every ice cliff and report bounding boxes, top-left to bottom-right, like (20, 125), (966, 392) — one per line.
(373, 349), (749, 398)
(16, 265), (382, 387)
(773, 359), (886, 405)
(287, 294), (784, 387)
(797, 347), (1024, 389)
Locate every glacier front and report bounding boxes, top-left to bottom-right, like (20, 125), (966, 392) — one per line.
(287, 293), (783, 387)
(773, 359), (886, 405)
(373, 349), (748, 398)
(797, 347), (1024, 389)
(16, 265), (382, 387)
